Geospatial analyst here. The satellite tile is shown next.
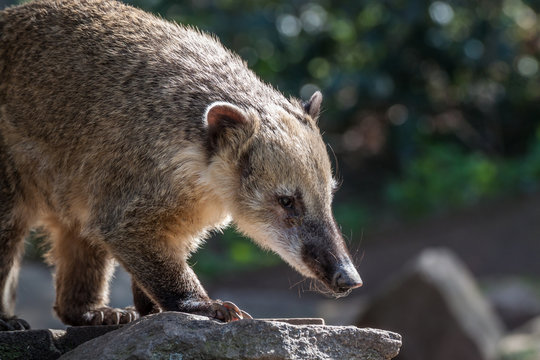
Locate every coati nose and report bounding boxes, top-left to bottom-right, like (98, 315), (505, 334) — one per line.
(332, 265), (363, 290)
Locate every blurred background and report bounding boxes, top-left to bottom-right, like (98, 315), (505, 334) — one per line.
(3, 0), (540, 358)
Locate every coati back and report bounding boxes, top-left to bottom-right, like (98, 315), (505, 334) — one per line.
(0, 0), (362, 328)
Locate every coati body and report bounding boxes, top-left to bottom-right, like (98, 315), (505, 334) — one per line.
(0, 0), (362, 329)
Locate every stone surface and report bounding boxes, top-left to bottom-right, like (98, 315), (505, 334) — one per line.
(0, 328), (62, 360)
(59, 312), (402, 360)
(0, 325), (120, 360)
(259, 317), (325, 325)
(356, 248), (504, 360)
(0, 314), (400, 360)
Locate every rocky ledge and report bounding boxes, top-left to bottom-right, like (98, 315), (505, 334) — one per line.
(0, 312), (401, 360)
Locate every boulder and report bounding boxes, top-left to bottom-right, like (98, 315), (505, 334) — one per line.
(356, 248), (504, 360)
(59, 312), (402, 360)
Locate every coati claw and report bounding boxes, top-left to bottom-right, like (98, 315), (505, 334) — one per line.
(205, 300), (250, 322)
(240, 309), (253, 319)
(212, 301), (240, 322)
(220, 301), (243, 321)
(0, 317), (30, 331)
(82, 307), (139, 325)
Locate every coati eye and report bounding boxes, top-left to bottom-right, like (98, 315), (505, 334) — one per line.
(278, 196), (294, 209)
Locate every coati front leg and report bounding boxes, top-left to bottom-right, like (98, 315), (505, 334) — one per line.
(131, 279), (160, 316)
(108, 235), (248, 322)
(50, 224), (138, 326)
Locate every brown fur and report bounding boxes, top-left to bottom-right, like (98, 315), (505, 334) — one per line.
(0, 0), (361, 328)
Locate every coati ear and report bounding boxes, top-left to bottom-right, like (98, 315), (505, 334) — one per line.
(302, 91), (323, 119)
(203, 101), (251, 152)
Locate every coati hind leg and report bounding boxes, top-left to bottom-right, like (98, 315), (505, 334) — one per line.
(0, 217), (29, 331)
(0, 143), (30, 331)
(49, 224), (138, 325)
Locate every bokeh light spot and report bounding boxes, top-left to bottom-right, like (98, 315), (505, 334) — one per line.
(277, 14), (302, 37)
(308, 57), (331, 79)
(300, 4), (327, 34)
(463, 39), (484, 60)
(429, 1), (454, 25)
(387, 104), (409, 126)
(517, 56), (539, 77)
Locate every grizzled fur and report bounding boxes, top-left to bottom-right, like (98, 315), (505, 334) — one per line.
(0, 0), (361, 328)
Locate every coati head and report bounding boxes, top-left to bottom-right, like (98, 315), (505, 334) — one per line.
(204, 92), (362, 296)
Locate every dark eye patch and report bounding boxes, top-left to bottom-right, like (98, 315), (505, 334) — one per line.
(278, 196), (294, 209)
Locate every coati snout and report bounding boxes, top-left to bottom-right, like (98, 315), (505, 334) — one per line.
(0, 0), (362, 329)
(301, 232), (363, 296)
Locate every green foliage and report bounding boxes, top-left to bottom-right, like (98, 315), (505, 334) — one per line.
(334, 202), (371, 239)
(190, 228), (280, 278)
(387, 144), (500, 218)
(388, 127), (540, 218)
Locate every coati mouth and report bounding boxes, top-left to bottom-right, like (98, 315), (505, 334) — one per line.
(314, 280), (353, 298)
(301, 244), (363, 298)
(315, 269), (363, 298)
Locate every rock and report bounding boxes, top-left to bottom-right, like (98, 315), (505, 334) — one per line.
(0, 328), (63, 360)
(356, 248), (504, 360)
(0, 325), (121, 360)
(258, 317), (325, 325)
(59, 312), (402, 360)
(0, 314), (400, 360)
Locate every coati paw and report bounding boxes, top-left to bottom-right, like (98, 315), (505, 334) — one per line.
(82, 307), (139, 325)
(200, 300), (252, 322)
(0, 316), (30, 331)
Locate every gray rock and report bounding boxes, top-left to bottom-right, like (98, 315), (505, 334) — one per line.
(59, 312), (402, 360)
(0, 328), (62, 360)
(0, 325), (121, 360)
(356, 248), (504, 360)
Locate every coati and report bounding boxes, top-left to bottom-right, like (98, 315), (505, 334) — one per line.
(0, 0), (362, 329)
